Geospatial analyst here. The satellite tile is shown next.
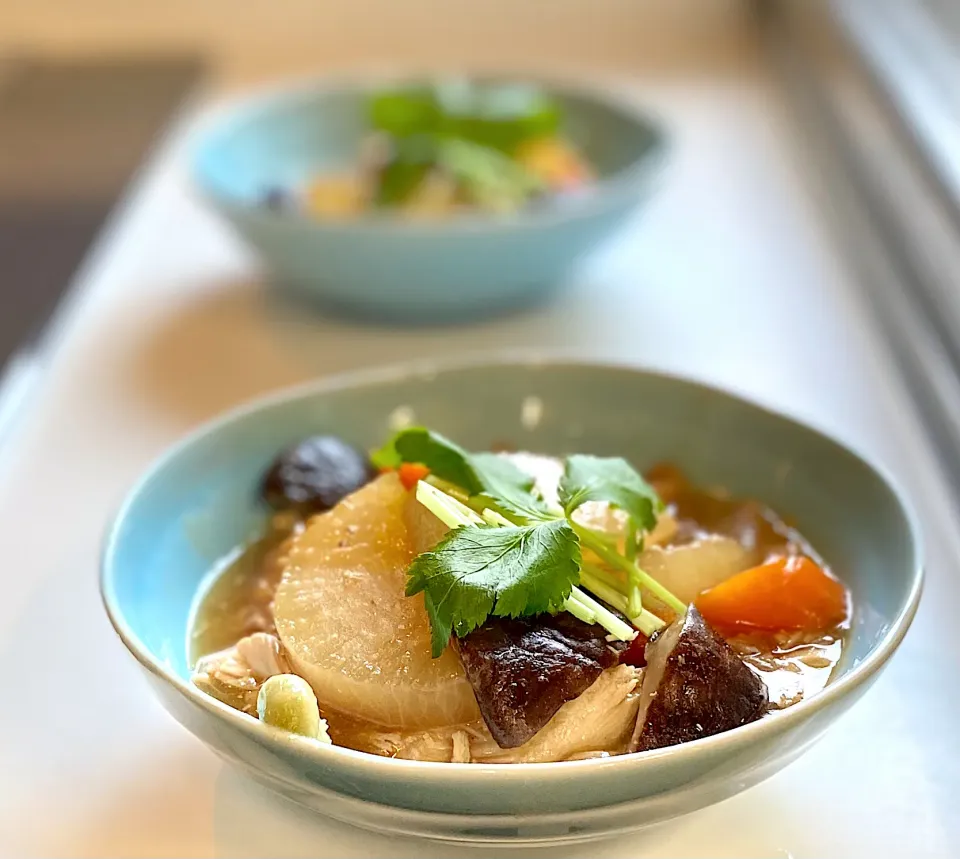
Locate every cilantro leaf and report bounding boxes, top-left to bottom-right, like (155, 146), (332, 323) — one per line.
(392, 427), (490, 494)
(559, 455), (662, 532)
(379, 427), (554, 522)
(369, 436), (401, 470)
(470, 453), (556, 522)
(406, 519), (581, 656)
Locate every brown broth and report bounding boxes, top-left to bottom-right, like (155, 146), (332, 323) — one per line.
(647, 462), (814, 562)
(189, 514), (299, 666)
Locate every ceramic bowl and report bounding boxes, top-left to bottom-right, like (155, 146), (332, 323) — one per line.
(190, 78), (665, 323)
(101, 358), (922, 844)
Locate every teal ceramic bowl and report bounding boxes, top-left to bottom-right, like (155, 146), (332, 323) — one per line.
(101, 359), (922, 844)
(191, 79), (665, 322)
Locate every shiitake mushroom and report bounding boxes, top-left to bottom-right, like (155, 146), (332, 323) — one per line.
(262, 435), (376, 514)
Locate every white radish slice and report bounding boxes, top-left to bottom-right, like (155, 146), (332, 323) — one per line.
(274, 473), (480, 730)
(637, 536), (753, 605)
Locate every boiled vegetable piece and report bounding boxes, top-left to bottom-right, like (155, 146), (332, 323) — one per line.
(262, 435), (375, 514)
(515, 136), (592, 189)
(257, 674), (330, 742)
(398, 462), (430, 490)
(457, 613), (628, 748)
(696, 555), (849, 633)
(637, 536), (754, 606)
(274, 473), (480, 729)
(630, 605), (767, 752)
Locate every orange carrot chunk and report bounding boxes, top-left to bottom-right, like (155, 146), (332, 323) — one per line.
(398, 462), (430, 491)
(696, 555), (848, 633)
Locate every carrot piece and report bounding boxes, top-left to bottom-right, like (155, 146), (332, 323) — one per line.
(514, 137), (592, 189)
(398, 463), (430, 491)
(696, 556), (848, 633)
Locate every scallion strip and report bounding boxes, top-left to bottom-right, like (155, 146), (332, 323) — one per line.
(568, 586), (636, 641)
(416, 481), (483, 528)
(480, 508), (514, 527)
(624, 518), (639, 562)
(580, 568), (632, 613)
(623, 518), (644, 615)
(574, 522), (686, 615)
(563, 593), (597, 625)
(581, 562), (628, 594)
(425, 474), (472, 503)
(579, 569), (666, 637)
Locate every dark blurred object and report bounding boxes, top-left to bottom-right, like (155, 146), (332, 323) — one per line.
(760, 0), (960, 507)
(0, 55), (205, 381)
(262, 435), (376, 513)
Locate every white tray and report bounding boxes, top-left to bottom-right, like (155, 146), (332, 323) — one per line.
(0, 10), (955, 857)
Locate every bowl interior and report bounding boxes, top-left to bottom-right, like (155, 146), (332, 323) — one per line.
(193, 81), (664, 207)
(106, 362), (917, 686)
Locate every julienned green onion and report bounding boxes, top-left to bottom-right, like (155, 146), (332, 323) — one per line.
(625, 518), (639, 562)
(623, 518), (643, 616)
(567, 586), (636, 641)
(563, 595), (596, 626)
(425, 474), (471, 503)
(480, 508), (514, 527)
(580, 564), (665, 637)
(573, 522), (687, 616)
(416, 480), (482, 528)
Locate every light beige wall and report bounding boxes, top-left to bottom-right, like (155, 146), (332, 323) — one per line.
(0, 0), (754, 84)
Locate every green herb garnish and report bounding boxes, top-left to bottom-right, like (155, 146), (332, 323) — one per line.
(380, 427), (682, 654)
(366, 81), (560, 211)
(408, 517), (581, 657)
(369, 81), (561, 152)
(559, 454), (662, 531)
(373, 135), (436, 207)
(437, 138), (544, 214)
(373, 427), (554, 521)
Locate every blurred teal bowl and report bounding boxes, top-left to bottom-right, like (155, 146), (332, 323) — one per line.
(101, 358), (921, 844)
(190, 78), (666, 322)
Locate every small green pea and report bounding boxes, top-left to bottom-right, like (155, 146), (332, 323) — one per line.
(257, 674), (325, 739)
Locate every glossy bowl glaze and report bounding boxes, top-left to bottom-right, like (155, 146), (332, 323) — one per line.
(191, 78), (665, 323)
(101, 359), (922, 844)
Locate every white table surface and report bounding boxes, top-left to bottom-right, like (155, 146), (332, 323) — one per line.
(0, 54), (957, 858)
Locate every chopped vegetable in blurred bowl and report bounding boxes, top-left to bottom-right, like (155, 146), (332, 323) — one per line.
(191, 76), (666, 322)
(288, 82), (595, 220)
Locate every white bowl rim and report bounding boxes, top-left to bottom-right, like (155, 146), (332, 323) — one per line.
(100, 351), (924, 788)
(187, 70), (668, 235)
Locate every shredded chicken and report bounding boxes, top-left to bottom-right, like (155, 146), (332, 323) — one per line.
(338, 664), (642, 763)
(192, 632), (290, 714)
(472, 664), (642, 763)
(450, 730), (472, 763)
